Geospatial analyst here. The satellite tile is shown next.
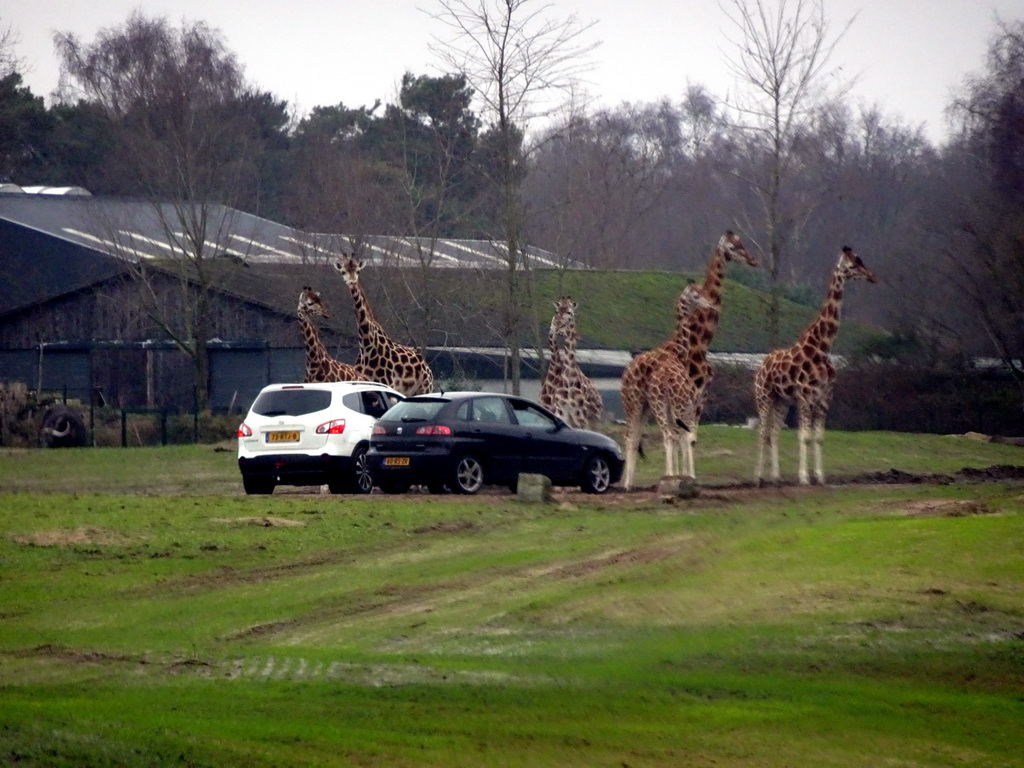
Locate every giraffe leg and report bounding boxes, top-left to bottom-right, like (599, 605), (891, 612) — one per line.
(755, 404), (770, 484)
(623, 423), (640, 490)
(811, 406), (827, 485)
(769, 403), (786, 482)
(662, 428), (677, 477)
(684, 425), (697, 479)
(796, 403), (812, 485)
(653, 404), (675, 478)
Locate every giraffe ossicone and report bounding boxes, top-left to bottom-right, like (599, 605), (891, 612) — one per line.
(754, 246), (877, 486)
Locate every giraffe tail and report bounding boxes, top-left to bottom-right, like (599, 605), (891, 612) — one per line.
(637, 436), (646, 460)
(674, 419), (692, 432)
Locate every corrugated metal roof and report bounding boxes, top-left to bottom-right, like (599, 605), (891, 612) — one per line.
(0, 193), (569, 271)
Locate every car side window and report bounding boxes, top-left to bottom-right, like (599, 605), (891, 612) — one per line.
(455, 401), (472, 421)
(472, 397), (511, 425)
(362, 390), (388, 418)
(511, 400), (558, 429)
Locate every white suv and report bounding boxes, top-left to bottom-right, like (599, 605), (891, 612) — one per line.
(237, 381), (404, 495)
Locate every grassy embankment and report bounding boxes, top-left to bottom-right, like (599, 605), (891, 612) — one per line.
(530, 268), (883, 353)
(0, 433), (1021, 767)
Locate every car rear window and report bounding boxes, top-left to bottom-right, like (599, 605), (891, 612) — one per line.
(378, 399), (448, 423)
(251, 389), (332, 417)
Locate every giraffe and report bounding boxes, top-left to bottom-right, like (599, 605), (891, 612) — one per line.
(540, 296), (603, 429)
(620, 231), (758, 489)
(539, 299), (568, 416)
(297, 286), (362, 383)
(643, 282), (716, 481)
(754, 246), (877, 486)
(621, 282), (714, 487)
(332, 256), (435, 396)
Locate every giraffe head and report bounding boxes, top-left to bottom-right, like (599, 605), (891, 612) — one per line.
(298, 286), (330, 319)
(718, 230), (759, 267)
(676, 280), (714, 322)
(837, 246), (878, 284)
(549, 296), (578, 345)
(332, 255), (363, 287)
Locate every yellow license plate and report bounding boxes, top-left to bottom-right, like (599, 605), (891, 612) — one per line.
(384, 457), (410, 466)
(267, 431), (300, 443)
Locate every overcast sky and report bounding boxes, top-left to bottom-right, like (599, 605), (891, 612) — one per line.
(5, 0), (1021, 146)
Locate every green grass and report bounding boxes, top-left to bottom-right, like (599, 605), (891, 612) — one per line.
(1, 436), (1022, 767)
(531, 269), (883, 353)
(3, 427), (1018, 494)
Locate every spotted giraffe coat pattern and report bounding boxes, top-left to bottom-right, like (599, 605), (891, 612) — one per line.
(297, 286), (362, 383)
(333, 257), (435, 396)
(754, 247), (878, 485)
(619, 231), (757, 488)
(540, 296), (603, 429)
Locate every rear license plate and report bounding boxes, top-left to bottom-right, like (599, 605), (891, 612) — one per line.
(267, 431), (300, 443)
(383, 456), (410, 466)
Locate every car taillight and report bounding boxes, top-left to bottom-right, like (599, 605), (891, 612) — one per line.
(316, 419), (346, 435)
(415, 425), (451, 435)
(238, 423), (252, 437)
(372, 425), (386, 435)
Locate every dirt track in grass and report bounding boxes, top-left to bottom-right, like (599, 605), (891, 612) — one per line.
(266, 463), (1024, 509)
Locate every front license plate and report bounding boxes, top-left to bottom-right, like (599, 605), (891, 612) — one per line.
(383, 456), (410, 466)
(267, 431), (300, 443)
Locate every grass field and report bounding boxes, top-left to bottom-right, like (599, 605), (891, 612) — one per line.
(530, 269), (883, 354)
(1, 430), (1022, 767)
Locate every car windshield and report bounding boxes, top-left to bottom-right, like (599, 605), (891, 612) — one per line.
(378, 399), (448, 423)
(251, 389), (331, 417)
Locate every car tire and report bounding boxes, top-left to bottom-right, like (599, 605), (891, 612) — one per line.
(349, 446), (374, 494)
(378, 479), (411, 494)
(452, 455), (484, 495)
(581, 454), (612, 494)
(242, 474), (275, 495)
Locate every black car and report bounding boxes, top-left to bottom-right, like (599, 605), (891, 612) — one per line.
(367, 391), (624, 495)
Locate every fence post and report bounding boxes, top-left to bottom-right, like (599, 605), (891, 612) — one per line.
(121, 409), (127, 447)
(161, 410), (168, 446)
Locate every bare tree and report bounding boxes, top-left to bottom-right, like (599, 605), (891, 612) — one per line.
(429, 0), (598, 393)
(54, 12), (286, 409)
(942, 18), (1024, 402)
(526, 100), (680, 270)
(721, 0), (854, 345)
(0, 22), (21, 78)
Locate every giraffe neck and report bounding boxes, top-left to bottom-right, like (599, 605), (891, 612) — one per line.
(565, 330), (582, 372)
(799, 269), (848, 355)
(347, 280), (387, 362)
(685, 246), (726, 354)
(299, 315), (330, 373)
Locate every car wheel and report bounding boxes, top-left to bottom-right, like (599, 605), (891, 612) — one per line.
(349, 446), (374, 494)
(242, 474), (274, 495)
(378, 479), (411, 494)
(452, 455), (484, 495)
(581, 454), (612, 494)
